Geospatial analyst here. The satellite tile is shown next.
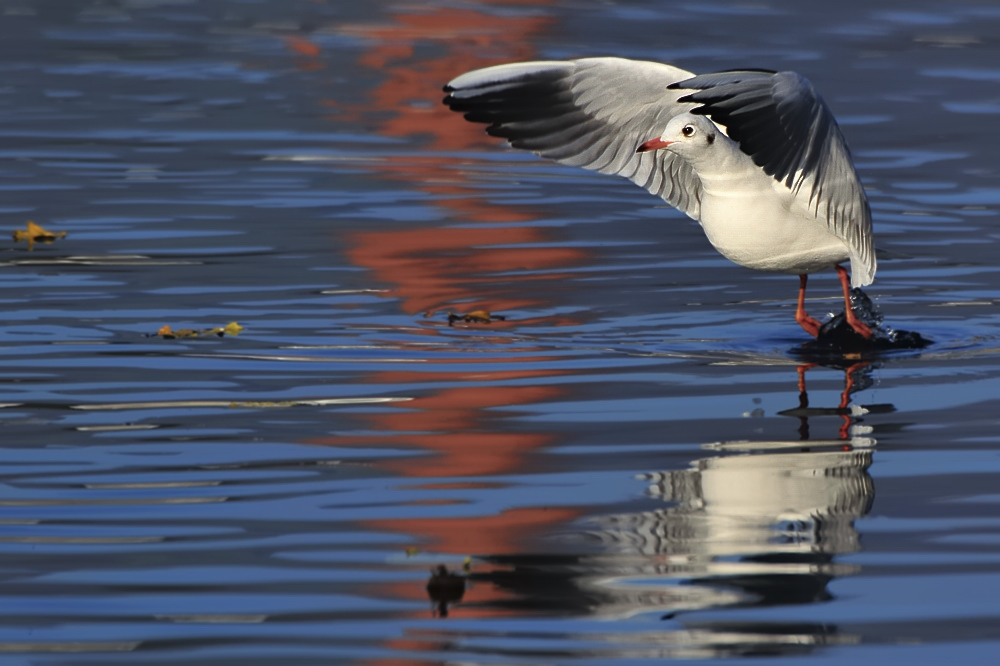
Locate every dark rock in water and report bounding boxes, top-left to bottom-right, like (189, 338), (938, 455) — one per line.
(795, 288), (931, 355)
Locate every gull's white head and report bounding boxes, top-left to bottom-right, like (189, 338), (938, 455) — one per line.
(636, 113), (719, 157)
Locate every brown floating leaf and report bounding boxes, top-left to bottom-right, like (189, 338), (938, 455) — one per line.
(12, 221), (67, 250)
(447, 310), (507, 326)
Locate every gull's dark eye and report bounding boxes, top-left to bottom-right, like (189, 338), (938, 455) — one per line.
(682, 125), (696, 137)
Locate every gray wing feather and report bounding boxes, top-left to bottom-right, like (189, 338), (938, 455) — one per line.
(444, 58), (704, 220)
(671, 70), (875, 286)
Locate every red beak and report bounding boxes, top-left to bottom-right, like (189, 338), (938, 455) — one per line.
(636, 137), (671, 153)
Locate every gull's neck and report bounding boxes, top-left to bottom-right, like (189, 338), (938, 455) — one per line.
(686, 134), (757, 184)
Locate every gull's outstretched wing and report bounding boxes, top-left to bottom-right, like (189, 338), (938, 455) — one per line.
(444, 57), (704, 220)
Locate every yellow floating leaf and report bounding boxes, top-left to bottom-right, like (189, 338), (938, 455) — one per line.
(12, 220), (68, 251)
(152, 325), (200, 339)
(152, 322), (244, 339)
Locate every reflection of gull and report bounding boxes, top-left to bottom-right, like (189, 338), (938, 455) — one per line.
(459, 367), (891, 657)
(576, 363), (879, 627)
(592, 446), (873, 563)
(637, 448), (873, 557)
(464, 365), (882, 655)
(578, 446), (873, 624)
(445, 58), (876, 338)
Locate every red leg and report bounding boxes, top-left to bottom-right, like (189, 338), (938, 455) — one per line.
(796, 362), (818, 393)
(838, 361), (871, 440)
(836, 265), (873, 339)
(795, 274), (822, 337)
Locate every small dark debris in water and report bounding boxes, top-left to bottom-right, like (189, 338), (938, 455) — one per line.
(797, 288), (931, 355)
(426, 564), (466, 618)
(447, 309), (506, 326)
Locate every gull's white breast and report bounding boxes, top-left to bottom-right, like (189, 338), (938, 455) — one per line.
(695, 157), (851, 276)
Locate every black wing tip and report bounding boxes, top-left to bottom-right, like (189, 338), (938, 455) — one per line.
(674, 93), (711, 114)
(484, 124), (510, 138)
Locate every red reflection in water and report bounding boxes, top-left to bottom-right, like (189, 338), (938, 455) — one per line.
(284, 34), (321, 58)
(327, 382), (561, 478)
(303, 2), (589, 630)
(325, 3), (587, 317)
(313, 370), (579, 622)
(337, 5), (553, 150)
(349, 223), (583, 317)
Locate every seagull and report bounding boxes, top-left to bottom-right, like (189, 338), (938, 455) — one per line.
(443, 58), (876, 339)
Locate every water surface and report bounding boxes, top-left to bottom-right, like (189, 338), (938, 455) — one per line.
(1, 1), (1000, 664)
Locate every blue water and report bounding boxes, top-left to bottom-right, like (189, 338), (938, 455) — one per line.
(0, 1), (999, 664)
